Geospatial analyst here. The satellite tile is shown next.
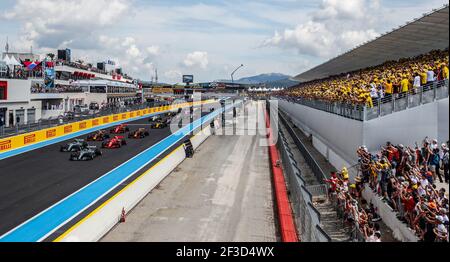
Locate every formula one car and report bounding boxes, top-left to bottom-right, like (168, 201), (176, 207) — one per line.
(60, 139), (89, 152)
(87, 130), (110, 141)
(128, 128), (150, 139)
(102, 136), (127, 149)
(150, 117), (171, 129)
(110, 124), (130, 134)
(149, 115), (162, 123)
(149, 121), (168, 129)
(69, 146), (102, 161)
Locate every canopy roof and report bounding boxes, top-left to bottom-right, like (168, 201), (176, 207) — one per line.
(72, 79), (136, 88)
(294, 5), (449, 83)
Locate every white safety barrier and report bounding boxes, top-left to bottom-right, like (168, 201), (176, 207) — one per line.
(56, 124), (215, 242)
(362, 185), (419, 242)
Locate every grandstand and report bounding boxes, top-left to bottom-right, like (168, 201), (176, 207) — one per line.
(294, 6), (449, 83)
(275, 5), (449, 243)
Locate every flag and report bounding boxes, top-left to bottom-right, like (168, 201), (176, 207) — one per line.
(23, 61), (41, 70)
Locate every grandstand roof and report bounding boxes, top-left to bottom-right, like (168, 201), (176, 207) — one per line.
(294, 5), (449, 83)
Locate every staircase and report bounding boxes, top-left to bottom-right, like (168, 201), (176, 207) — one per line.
(314, 199), (350, 242)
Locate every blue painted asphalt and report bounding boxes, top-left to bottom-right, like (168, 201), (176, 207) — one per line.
(0, 102), (238, 242)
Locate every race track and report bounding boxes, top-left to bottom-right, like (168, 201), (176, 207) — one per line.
(0, 111), (209, 237)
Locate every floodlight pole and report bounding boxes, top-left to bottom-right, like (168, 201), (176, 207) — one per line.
(231, 64), (244, 83)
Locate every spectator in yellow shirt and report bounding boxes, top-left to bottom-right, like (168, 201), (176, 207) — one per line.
(384, 80), (393, 95)
(420, 70), (428, 85)
(401, 76), (409, 93)
(442, 64), (449, 79)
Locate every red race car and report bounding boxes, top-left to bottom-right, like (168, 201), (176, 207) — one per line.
(110, 124), (130, 134)
(102, 136), (127, 149)
(87, 130), (110, 141)
(128, 128), (150, 139)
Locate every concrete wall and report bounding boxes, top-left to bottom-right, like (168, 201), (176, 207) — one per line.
(438, 98), (449, 143)
(57, 125), (215, 242)
(1, 79), (31, 103)
(279, 98), (449, 173)
(279, 99), (362, 172)
(363, 97), (449, 152)
(362, 185), (419, 242)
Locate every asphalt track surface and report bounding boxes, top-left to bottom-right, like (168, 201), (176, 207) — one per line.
(0, 110), (210, 237)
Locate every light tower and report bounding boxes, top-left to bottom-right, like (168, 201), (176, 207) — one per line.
(5, 37), (9, 53)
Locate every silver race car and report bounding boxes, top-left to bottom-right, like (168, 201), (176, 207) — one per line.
(60, 139), (89, 152)
(70, 146), (102, 161)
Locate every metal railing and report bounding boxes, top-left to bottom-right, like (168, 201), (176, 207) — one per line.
(366, 79), (449, 120)
(277, 79), (449, 121)
(330, 194), (366, 242)
(278, 111), (329, 183)
(277, 127), (331, 242)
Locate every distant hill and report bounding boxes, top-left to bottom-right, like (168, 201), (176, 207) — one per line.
(238, 73), (290, 84)
(237, 73), (299, 88)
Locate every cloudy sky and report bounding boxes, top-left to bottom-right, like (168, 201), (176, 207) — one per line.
(0, 0), (447, 83)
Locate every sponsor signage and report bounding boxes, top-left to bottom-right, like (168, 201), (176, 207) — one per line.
(92, 119), (99, 126)
(0, 140), (12, 151)
(103, 117), (109, 124)
(46, 129), (57, 138)
(183, 75), (194, 84)
(64, 126), (73, 134)
(113, 115), (119, 121)
(122, 114), (127, 119)
(79, 122), (87, 129)
(24, 134), (36, 144)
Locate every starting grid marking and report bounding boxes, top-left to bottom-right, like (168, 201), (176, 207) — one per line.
(0, 101), (240, 242)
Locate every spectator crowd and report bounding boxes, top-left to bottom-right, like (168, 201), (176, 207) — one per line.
(325, 167), (384, 242)
(354, 138), (449, 242)
(277, 49), (449, 108)
(31, 83), (84, 94)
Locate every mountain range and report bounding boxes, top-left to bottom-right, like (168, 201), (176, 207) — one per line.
(237, 73), (299, 88)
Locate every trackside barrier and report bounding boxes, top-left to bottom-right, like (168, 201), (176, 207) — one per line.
(55, 124), (215, 242)
(277, 128), (331, 242)
(264, 106), (298, 242)
(0, 100), (215, 159)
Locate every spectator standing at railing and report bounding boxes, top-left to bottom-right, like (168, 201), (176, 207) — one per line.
(401, 74), (410, 93)
(420, 68), (428, 86)
(442, 63), (449, 79)
(413, 72), (421, 90)
(427, 66), (436, 85)
(384, 80), (393, 96)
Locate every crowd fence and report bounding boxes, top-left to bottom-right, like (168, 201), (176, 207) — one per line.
(277, 79), (449, 121)
(277, 125), (331, 242)
(0, 100), (196, 139)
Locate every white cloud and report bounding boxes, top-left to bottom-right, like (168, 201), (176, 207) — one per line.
(183, 51), (209, 69)
(122, 37), (136, 47)
(126, 45), (141, 58)
(3, 0), (130, 49)
(146, 46), (160, 56)
(263, 0), (381, 58)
